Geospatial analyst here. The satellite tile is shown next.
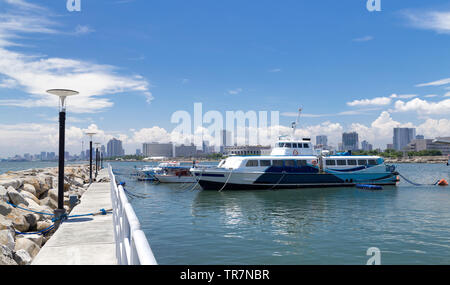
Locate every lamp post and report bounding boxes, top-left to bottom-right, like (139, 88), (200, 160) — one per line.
(85, 132), (97, 183)
(47, 89), (79, 223)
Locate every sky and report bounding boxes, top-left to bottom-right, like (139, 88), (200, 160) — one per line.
(1, 0), (450, 157)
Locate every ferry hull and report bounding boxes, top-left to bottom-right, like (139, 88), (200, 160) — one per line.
(194, 171), (398, 191)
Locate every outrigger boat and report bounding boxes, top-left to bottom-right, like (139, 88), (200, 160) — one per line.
(190, 109), (399, 191)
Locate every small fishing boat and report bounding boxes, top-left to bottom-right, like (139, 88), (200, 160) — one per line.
(154, 167), (196, 183)
(136, 162), (181, 181)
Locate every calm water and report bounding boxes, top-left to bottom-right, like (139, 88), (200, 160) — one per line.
(3, 161), (450, 264)
(0, 161), (87, 174)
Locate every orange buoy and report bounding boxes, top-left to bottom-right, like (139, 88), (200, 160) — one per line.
(438, 179), (449, 186)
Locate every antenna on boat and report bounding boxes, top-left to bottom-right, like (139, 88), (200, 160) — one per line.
(291, 107), (302, 138)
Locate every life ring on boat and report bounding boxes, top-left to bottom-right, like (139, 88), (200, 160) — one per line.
(311, 160), (318, 166)
(293, 150), (299, 156)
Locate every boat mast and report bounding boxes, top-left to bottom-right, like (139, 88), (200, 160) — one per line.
(291, 107), (302, 138)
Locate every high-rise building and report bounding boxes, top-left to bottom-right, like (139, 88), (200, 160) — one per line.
(142, 142), (173, 157)
(107, 138), (125, 157)
(220, 130), (232, 153)
(316, 135), (328, 147)
(393, 128), (416, 151)
(136, 149), (142, 156)
(40, 152), (47, 161)
(342, 132), (359, 151)
(175, 144), (197, 157)
(416, 135), (424, 140)
(361, 140), (373, 151)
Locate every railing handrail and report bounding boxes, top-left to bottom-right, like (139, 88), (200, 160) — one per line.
(108, 164), (158, 265)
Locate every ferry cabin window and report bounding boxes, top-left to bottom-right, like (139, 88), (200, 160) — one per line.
(297, 160), (307, 166)
(303, 143), (309, 148)
(336, 160), (346, 166)
(347, 160), (357, 166)
(298, 143), (303, 148)
(273, 160), (284, 167)
(368, 159), (377, 166)
(246, 160), (259, 167)
(326, 160), (336, 166)
(292, 143), (298, 148)
(260, 160), (271, 166)
(358, 160), (367, 166)
(286, 143), (292, 148)
(285, 160), (296, 167)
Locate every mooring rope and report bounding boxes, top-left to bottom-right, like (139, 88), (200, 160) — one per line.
(219, 168), (234, 192)
(397, 172), (440, 186)
(269, 171), (286, 191)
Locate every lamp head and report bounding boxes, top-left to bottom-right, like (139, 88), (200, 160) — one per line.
(46, 89), (79, 111)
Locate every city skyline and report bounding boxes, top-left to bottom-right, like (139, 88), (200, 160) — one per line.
(1, 0), (450, 157)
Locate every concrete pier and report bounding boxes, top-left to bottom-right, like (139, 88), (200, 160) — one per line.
(32, 169), (116, 265)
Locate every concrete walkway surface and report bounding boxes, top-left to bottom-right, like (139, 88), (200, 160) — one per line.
(32, 169), (116, 265)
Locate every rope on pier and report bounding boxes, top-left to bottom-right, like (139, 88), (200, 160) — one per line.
(6, 201), (112, 235)
(119, 182), (152, 199)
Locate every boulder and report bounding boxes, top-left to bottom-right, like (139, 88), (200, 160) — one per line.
(22, 191), (40, 205)
(0, 229), (15, 251)
(0, 200), (13, 216)
(14, 238), (40, 258)
(22, 177), (41, 193)
(13, 249), (32, 265)
(0, 244), (17, 265)
(0, 215), (13, 231)
(23, 234), (43, 247)
(24, 213), (37, 231)
(6, 187), (29, 207)
(0, 178), (22, 190)
(10, 214), (30, 233)
(36, 220), (53, 232)
(40, 197), (58, 210)
(48, 188), (58, 202)
(0, 186), (8, 202)
(22, 184), (37, 197)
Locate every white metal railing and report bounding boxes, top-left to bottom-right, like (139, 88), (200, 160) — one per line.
(108, 164), (158, 265)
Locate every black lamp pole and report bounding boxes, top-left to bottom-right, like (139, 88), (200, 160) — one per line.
(47, 89), (79, 224)
(95, 146), (99, 178)
(90, 140), (93, 182)
(57, 110), (66, 212)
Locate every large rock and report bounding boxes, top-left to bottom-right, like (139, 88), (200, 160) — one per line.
(48, 188), (58, 202)
(0, 186), (8, 202)
(0, 244), (17, 265)
(36, 220), (53, 232)
(10, 214), (30, 233)
(0, 229), (15, 251)
(0, 200), (13, 216)
(13, 249), (32, 265)
(0, 178), (22, 190)
(40, 197), (57, 210)
(14, 238), (40, 258)
(22, 177), (41, 194)
(22, 184), (37, 197)
(23, 234), (43, 247)
(22, 192), (40, 206)
(6, 187), (29, 207)
(0, 215), (13, 231)
(24, 213), (37, 231)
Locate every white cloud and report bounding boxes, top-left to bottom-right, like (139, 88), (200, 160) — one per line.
(404, 10), (450, 34)
(352, 36), (374, 42)
(74, 25), (94, 35)
(227, 88), (243, 95)
(268, 68), (281, 73)
(347, 96), (392, 107)
(0, 0), (152, 113)
(416, 77), (450, 87)
(393, 98), (450, 115)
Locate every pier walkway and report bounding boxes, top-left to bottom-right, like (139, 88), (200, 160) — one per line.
(32, 169), (116, 265)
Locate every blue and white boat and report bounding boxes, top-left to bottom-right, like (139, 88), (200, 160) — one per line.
(191, 138), (399, 191)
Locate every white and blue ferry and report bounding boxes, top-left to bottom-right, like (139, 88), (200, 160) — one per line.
(191, 138), (399, 191)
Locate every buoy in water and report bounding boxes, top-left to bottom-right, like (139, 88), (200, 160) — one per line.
(437, 179), (449, 186)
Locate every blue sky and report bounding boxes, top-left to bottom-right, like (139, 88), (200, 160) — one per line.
(1, 0), (450, 156)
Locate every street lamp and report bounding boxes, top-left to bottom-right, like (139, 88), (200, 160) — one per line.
(85, 132), (97, 183)
(94, 142), (101, 178)
(47, 89), (79, 223)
